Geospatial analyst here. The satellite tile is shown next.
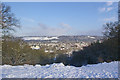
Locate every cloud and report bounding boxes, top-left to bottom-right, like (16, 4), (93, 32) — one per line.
(39, 23), (48, 29)
(107, 7), (113, 12)
(22, 17), (35, 23)
(99, 7), (114, 12)
(99, 1), (115, 13)
(99, 7), (106, 12)
(103, 17), (117, 22)
(106, 1), (113, 6)
(26, 23), (72, 36)
(60, 23), (72, 29)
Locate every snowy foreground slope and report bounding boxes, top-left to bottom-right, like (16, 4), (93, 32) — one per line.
(1, 61), (119, 78)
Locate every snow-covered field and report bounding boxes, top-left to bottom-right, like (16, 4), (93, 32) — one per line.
(1, 61), (119, 78)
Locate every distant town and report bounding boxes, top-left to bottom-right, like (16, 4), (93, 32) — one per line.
(20, 35), (103, 55)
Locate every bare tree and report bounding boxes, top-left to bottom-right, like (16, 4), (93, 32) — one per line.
(0, 3), (20, 37)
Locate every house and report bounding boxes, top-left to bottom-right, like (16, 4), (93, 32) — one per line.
(31, 45), (40, 50)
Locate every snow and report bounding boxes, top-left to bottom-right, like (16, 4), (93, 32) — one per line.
(1, 61), (119, 78)
(22, 37), (59, 41)
(88, 36), (95, 39)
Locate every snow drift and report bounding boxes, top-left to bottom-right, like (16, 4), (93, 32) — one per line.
(1, 61), (119, 78)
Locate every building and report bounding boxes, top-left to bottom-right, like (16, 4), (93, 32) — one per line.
(31, 45), (40, 50)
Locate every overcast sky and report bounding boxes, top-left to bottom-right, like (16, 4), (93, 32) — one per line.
(5, 2), (118, 36)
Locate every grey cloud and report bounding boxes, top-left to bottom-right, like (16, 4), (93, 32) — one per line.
(27, 23), (73, 36)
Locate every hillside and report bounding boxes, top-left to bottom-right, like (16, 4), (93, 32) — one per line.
(21, 35), (103, 43)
